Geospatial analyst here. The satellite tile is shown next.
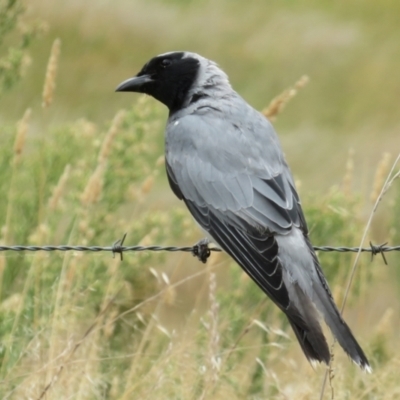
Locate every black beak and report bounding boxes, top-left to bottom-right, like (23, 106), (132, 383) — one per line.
(115, 74), (153, 92)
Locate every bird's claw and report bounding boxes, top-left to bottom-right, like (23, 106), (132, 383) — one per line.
(192, 238), (211, 263)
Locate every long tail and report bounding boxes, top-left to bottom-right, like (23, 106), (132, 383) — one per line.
(285, 282), (370, 371)
(311, 270), (371, 372)
(277, 230), (371, 371)
(285, 283), (331, 365)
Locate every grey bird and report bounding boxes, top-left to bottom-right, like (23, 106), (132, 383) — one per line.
(116, 51), (371, 371)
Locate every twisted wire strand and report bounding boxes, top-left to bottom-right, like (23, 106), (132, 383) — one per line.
(0, 245), (399, 253)
(0, 240), (397, 265)
(0, 245), (200, 253)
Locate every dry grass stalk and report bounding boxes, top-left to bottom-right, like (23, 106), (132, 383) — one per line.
(80, 110), (125, 206)
(328, 348), (335, 400)
(42, 38), (61, 108)
(13, 108), (31, 165)
(375, 308), (393, 336)
(319, 153), (400, 398)
(342, 148), (354, 196)
(28, 223), (49, 245)
(151, 342), (174, 393)
(80, 163), (105, 205)
(262, 75), (309, 121)
(120, 315), (157, 400)
(38, 297), (115, 400)
(160, 268), (177, 306)
(108, 269), (209, 329)
(370, 152), (391, 203)
(48, 164), (71, 210)
(371, 153), (400, 210)
(162, 283), (177, 306)
(0, 254), (5, 301)
(3, 109), (32, 244)
(200, 272), (221, 400)
(98, 110), (126, 164)
(155, 155), (165, 167)
(141, 175), (154, 195)
(223, 299), (267, 367)
(138, 228), (159, 246)
(101, 258), (122, 338)
(208, 272), (220, 380)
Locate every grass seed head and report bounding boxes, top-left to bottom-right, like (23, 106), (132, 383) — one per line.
(263, 75), (309, 121)
(342, 148), (354, 196)
(163, 284), (177, 306)
(370, 152), (391, 203)
(42, 38), (61, 108)
(48, 164), (71, 210)
(141, 175), (154, 195)
(155, 155), (165, 167)
(80, 163), (105, 205)
(13, 108), (31, 164)
(98, 110), (126, 164)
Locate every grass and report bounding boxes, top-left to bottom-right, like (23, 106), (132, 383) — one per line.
(0, 0), (399, 398)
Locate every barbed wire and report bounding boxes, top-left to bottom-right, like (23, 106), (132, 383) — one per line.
(0, 233), (396, 264)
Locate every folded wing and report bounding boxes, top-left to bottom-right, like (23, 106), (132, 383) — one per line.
(166, 113), (306, 310)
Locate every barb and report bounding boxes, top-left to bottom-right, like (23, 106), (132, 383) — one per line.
(112, 232), (127, 261)
(369, 241), (388, 265)
(0, 236), (398, 264)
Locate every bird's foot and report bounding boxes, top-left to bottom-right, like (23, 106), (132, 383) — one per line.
(192, 238), (211, 264)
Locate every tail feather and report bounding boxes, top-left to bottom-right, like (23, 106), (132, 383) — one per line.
(283, 271), (371, 371)
(286, 283), (330, 365)
(276, 228), (370, 371)
(287, 317), (330, 365)
(284, 231), (372, 372)
(312, 279), (371, 372)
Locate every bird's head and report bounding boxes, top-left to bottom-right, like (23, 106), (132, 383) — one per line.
(116, 51), (202, 113)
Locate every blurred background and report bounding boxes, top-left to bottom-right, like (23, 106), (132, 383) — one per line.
(5, 0), (400, 191)
(0, 0), (399, 398)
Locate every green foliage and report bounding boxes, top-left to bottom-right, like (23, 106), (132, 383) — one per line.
(0, 0), (43, 94)
(304, 188), (373, 301)
(0, 0), (22, 43)
(0, 93), (197, 398)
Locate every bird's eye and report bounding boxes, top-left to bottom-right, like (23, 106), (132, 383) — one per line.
(161, 59), (172, 68)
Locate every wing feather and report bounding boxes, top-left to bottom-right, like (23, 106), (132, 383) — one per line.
(166, 113), (306, 310)
(186, 198), (289, 306)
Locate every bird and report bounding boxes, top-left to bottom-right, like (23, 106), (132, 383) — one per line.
(116, 51), (371, 371)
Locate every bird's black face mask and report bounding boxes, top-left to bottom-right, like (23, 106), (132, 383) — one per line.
(116, 52), (200, 114)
